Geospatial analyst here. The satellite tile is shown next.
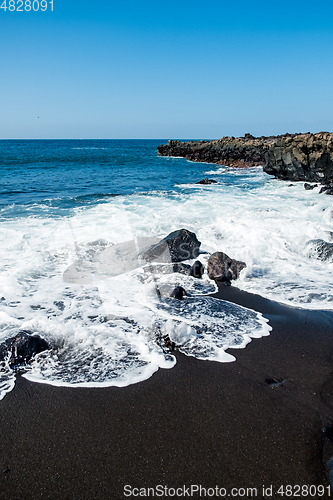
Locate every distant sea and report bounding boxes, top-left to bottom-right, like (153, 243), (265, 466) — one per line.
(0, 139), (332, 398)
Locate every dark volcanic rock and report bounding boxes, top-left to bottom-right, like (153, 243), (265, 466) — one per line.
(170, 286), (186, 300)
(307, 239), (333, 262)
(156, 285), (187, 300)
(158, 132), (333, 184)
(158, 135), (271, 168)
(264, 132), (333, 183)
(140, 229), (201, 263)
(0, 331), (50, 369)
(304, 183), (318, 190)
(319, 184), (333, 195)
(207, 252), (246, 283)
(196, 178), (217, 185)
(190, 260), (205, 278)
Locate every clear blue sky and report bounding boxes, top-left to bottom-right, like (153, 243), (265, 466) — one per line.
(1, 0), (333, 139)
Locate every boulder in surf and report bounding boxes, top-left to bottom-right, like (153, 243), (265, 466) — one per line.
(207, 252), (246, 283)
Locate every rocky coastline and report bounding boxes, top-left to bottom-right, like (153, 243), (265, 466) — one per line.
(158, 132), (333, 188)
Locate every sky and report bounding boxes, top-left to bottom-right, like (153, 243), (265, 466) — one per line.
(1, 0), (333, 139)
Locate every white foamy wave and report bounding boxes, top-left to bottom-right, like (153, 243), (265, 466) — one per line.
(205, 167), (227, 175)
(1, 165), (333, 398)
(0, 271), (177, 393)
(112, 180), (332, 308)
(24, 314), (174, 389)
(139, 285), (271, 362)
(0, 222), (270, 399)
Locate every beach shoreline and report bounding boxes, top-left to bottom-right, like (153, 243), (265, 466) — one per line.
(1, 285), (333, 499)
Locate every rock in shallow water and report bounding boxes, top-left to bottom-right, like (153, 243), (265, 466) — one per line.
(156, 285), (187, 300)
(320, 184), (333, 195)
(307, 239), (333, 262)
(63, 231), (203, 284)
(196, 178), (217, 185)
(0, 331), (50, 369)
(304, 183), (318, 190)
(140, 229), (201, 263)
(207, 252), (246, 283)
(190, 260), (205, 278)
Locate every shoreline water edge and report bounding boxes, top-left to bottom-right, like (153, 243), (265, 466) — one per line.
(0, 137), (333, 498)
(1, 286), (333, 499)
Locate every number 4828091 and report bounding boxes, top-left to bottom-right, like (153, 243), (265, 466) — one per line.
(1, 0), (53, 11)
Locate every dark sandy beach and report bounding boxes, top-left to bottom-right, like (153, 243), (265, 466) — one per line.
(1, 286), (333, 499)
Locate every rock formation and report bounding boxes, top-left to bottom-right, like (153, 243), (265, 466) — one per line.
(0, 331), (50, 369)
(320, 184), (333, 195)
(264, 132), (333, 183)
(304, 183), (317, 190)
(158, 133), (273, 168)
(190, 260), (205, 278)
(196, 178), (217, 185)
(156, 284), (187, 300)
(158, 132), (333, 185)
(140, 228), (201, 263)
(306, 239), (333, 262)
(207, 252), (246, 283)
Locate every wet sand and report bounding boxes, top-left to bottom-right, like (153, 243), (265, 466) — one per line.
(1, 285), (333, 499)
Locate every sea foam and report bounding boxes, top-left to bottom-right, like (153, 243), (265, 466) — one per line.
(1, 146), (333, 398)
(0, 217), (270, 398)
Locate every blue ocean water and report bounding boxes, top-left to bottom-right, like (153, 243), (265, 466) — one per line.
(0, 139), (332, 398)
(0, 139), (214, 209)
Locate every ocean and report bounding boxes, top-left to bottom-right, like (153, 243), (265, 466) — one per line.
(0, 139), (332, 399)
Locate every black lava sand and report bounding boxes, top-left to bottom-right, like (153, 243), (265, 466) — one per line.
(1, 285), (333, 499)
